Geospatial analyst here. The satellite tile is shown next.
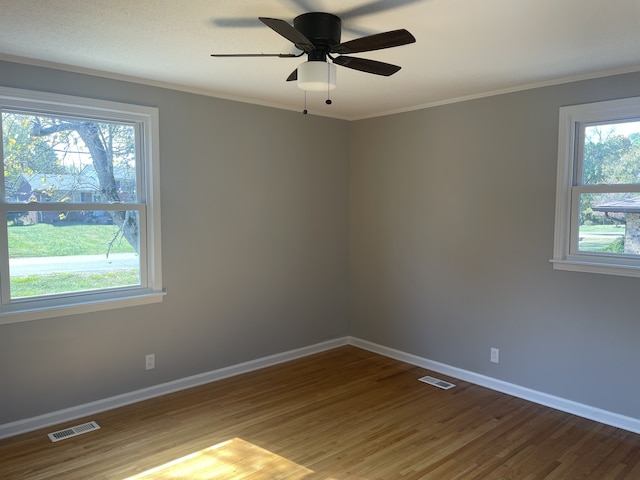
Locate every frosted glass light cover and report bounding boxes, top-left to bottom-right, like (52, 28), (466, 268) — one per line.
(298, 61), (336, 91)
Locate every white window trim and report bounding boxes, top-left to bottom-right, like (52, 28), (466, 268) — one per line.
(552, 96), (640, 277)
(0, 87), (164, 324)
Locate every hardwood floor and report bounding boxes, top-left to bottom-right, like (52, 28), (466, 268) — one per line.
(1, 346), (640, 479)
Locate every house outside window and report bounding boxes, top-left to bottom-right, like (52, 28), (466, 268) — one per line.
(0, 87), (163, 323)
(552, 96), (640, 277)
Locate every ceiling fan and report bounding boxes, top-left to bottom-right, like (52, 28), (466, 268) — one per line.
(211, 12), (416, 94)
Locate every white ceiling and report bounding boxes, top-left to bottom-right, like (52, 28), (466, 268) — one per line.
(1, 0), (640, 120)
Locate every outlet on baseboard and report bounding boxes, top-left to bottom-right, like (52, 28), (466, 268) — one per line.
(490, 347), (499, 364)
(146, 353), (155, 370)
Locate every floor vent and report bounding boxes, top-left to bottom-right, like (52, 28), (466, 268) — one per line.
(419, 375), (456, 390)
(47, 421), (100, 442)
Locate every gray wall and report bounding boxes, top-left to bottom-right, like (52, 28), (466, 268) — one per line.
(0, 61), (350, 423)
(349, 72), (640, 419)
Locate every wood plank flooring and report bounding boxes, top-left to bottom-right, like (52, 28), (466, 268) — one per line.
(1, 346), (639, 479)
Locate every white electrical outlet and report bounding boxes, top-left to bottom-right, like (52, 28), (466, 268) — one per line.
(145, 353), (155, 370)
(490, 347), (500, 364)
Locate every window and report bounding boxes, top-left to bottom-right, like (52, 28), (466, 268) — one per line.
(552, 96), (640, 277)
(0, 87), (163, 323)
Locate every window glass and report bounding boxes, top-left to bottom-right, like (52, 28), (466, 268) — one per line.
(581, 121), (640, 185)
(7, 210), (140, 299)
(3, 112), (137, 202)
(575, 193), (632, 254)
(575, 121), (640, 258)
(2, 110), (143, 301)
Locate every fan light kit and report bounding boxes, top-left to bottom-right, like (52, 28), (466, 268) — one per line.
(298, 61), (336, 91)
(211, 12), (415, 113)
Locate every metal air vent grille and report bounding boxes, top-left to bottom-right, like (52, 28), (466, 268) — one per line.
(419, 375), (456, 390)
(47, 421), (101, 442)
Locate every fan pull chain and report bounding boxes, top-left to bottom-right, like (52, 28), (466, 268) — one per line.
(303, 90), (308, 115)
(326, 62), (332, 105)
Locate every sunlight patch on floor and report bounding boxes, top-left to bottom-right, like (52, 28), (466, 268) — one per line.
(124, 437), (337, 480)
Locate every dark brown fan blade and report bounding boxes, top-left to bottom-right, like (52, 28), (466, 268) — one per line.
(286, 69), (298, 82)
(333, 56), (401, 76)
(331, 29), (415, 54)
(211, 53), (301, 58)
(211, 17), (263, 28)
(259, 17), (315, 52)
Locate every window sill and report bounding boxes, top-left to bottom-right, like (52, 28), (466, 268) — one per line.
(550, 259), (640, 278)
(0, 290), (166, 325)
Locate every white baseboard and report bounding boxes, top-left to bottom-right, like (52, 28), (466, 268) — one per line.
(3, 336), (639, 440)
(0, 338), (348, 440)
(349, 337), (640, 435)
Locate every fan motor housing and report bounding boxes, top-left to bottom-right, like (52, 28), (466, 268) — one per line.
(294, 12), (341, 51)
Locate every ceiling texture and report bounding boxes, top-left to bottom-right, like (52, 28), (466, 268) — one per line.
(1, 0), (640, 120)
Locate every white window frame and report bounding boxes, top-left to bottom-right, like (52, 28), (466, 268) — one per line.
(552, 96), (640, 277)
(0, 87), (163, 324)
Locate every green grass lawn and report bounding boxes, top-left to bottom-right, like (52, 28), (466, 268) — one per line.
(579, 224), (625, 234)
(11, 270), (140, 298)
(8, 222), (139, 298)
(8, 222), (135, 257)
(579, 224), (625, 252)
(579, 236), (623, 251)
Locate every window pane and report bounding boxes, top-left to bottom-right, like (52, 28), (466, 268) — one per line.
(2, 111), (137, 202)
(7, 210), (140, 299)
(582, 121), (640, 185)
(575, 192), (640, 254)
